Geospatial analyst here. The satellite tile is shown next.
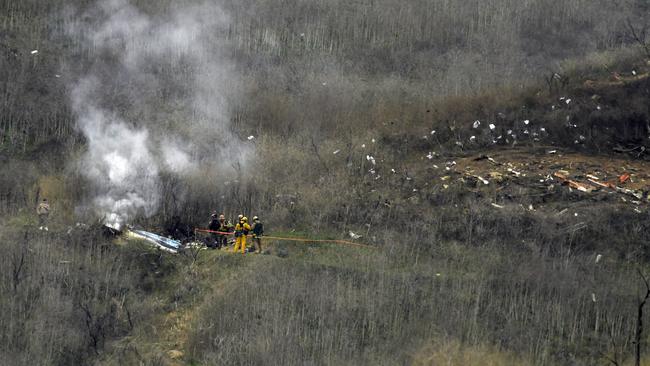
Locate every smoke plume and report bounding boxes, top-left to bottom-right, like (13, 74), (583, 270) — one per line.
(69, 0), (246, 229)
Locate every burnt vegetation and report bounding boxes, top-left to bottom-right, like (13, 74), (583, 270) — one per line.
(2, 0), (650, 365)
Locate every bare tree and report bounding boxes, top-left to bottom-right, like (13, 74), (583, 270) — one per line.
(636, 269), (650, 366)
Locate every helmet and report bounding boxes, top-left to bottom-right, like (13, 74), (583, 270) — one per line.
(238, 214), (243, 219)
(242, 216), (248, 223)
(219, 214), (225, 220)
(253, 216), (259, 221)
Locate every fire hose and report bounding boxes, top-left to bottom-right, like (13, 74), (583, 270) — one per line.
(194, 228), (375, 249)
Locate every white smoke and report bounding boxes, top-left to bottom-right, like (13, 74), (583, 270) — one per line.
(69, 0), (246, 230)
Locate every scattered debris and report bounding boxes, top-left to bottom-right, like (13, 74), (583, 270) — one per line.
(596, 254), (602, 264)
(491, 203), (505, 209)
(31, 50), (38, 54)
(247, 135), (255, 140)
(619, 173), (631, 184)
(333, 149), (340, 155)
(349, 231), (362, 240)
(473, 120), (481, 129)
(553, 171), (597, 192)
(366, 155), (376, 165)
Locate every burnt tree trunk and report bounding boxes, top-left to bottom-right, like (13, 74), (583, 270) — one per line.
(636, 269), (650, 366)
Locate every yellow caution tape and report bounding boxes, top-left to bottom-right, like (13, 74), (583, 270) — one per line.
(194, 228), (375, 249)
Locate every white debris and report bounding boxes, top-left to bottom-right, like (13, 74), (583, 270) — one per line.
(436, 273), (441, 277)
(491, 203), (505, 209)
(528, 204), (534, 211)
(247, 135), (255, 140)
(455, 141), (463, 147)
(523, 120), (530, 125)
(361, 144), (366, 148)
(31, 50), (38, 54)
(632, 70), (637, 75)
(391, 169), (396, 173)
(547, 150), (557, 154)
(55, 74), (61, 78)
(574, 213), (579, 217)
(333, 149), (340, 155)
(591, 293), (597, 303)
(489, 124), (496, 130)
(507, 130), (513, 135)
(426, 152), (434, 160)
(430, 130), (436, 135)
(366, 155), (376, 165)
(507, 168), (521, 177)
(473, 120), (481, 129)
(322, 82), (327, 86)
(596, 254), (602, 264)
(371, 138), (376, 143)
(566, 99), (572, 104)
(369, 169), (375, 175)
(469, 135), (476, 142)
(432, 164), (439, 169)
(349, 231), (362, 240)
(596, 106), (601, 110)
(579, 135), (586, 141)
(540, 127), (546, 132)
(442, 184), (449, 189)
(477, 176), (489, 185)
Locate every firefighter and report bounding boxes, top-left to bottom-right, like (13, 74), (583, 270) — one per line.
(207, 212), (220, 248)
(217, 214), (233, 248)
(37, 198), (50, 231)
(233, 216), (251, 254)
(251, 216), (264, 254)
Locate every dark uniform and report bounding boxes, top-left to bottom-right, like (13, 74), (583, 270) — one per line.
(207, 214), (221, 248)
(251, 217), (264, 254)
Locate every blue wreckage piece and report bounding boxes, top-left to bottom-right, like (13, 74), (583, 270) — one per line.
(128, 229), (182, 253)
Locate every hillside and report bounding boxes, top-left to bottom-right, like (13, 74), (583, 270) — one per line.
(2, 0), (650, 365)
